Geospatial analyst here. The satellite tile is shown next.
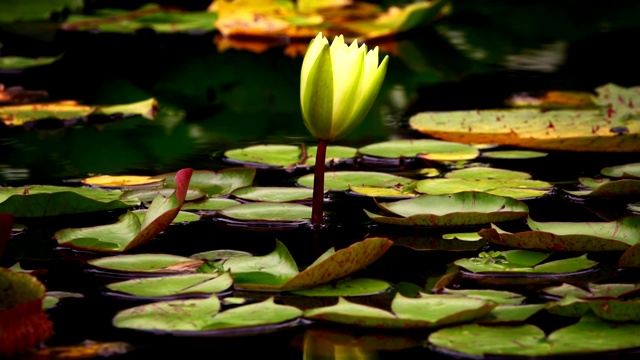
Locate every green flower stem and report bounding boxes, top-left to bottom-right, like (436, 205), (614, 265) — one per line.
(311, 139), (328, 227)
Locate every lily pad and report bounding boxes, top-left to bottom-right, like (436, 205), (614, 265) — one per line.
(0, 186), (140, 218)
(365, 192), (529, 227)
(297, 171), (415, 192)
(217, 202), (312, 222)
(289, 278), (391, 297)
(601, 162), (640, 179)
(303, 293), (496, 329)
(231, 187), (314, 203)
(105, 272), (234, 299)
(429, 313), (640, 357)
(357, 139), (479, 161)
(564, 178), (640, 197)
(481, 150), (548, 159)
(455, 251), (598, 274)
(153, 168), (255, 197)
(81, 175), (164, 189)
(347, 184), (417, 199)
(0, 98), (157, 127)
(87, 253), (204, 274)
(222, 237), (392, 292)
(121, 188), (206, 203)
(0, 55), (63, 71)
(54, 168), (193, 253)
(415, 178), (553, 199)
(223, 144), (356, 169)
(180, 197), (241, 212)
(479, 216), (640, 251)
(113, 296), (302, 336)
(445, 167), (532, 180)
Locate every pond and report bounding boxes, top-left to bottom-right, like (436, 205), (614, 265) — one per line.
(2, 1), (640, 359)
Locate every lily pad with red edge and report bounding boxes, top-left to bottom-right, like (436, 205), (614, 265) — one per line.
(564, 178), (640, 198)
(479, 216), (640, 252)
(0, 268), (53, 357)
(105, 272), (234, 300)
(54, 168), (193, 253)
(543, 283), (640, 319)
(222, 237), (393, 292)
(0, 185), (140, 218)
(113, 296), (302, 336)
(152, 167), (255, 197)
(428, 313), (640, 358)
(303, 293), (496, 329)
(365, 192), (529, 227)
(87, 253), (204, 274)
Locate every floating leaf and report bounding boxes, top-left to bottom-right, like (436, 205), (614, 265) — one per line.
(455, 252), (597, 274)
(289, 278), (391, 297)
(564, 178), (640, 198)
(121, 188), (206, 203)
(409, 108), (640, 152)
(303, 293), (496, 329)
(0, 186), (139, 218)
(348, 185), (417, 199)
(153, 168), (255, 197)
(62, 4), (218, 34)
(0, 268), (52, 357)
(225, 237), (392, 292)
(0, 55), (63, 71)
(415, 178), (553, 199)
(105, 272), (233, 298)
(429, 313), (640, 357)
(82, 175), (164, 189)
(0, 98), (157, 127)
(180, 198), (241, 211)
(480, 216), (640, 251)
(601, 162), (640, 179)
(88, 253), (204, 274)
(445, 167), (532, 180)
(231, 187), (314, 202)
(218, 202), (312, 222)
(366, 192), (529, 227)
(357, 139), (479, 161)
(297, 171), (415, 191)
(223, 144), (355, 169)
(54, 168), (193, 253)
(481, 150), (548, 159)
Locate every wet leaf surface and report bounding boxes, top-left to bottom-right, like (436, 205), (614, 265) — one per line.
(358, 139), (479, 161)
(297, 171), (415, 191)
(106, 272), (234, 298)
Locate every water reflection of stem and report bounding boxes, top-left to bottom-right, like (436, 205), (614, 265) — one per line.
(311, 139), (327, 227)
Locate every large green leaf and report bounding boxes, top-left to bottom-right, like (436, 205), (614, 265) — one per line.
(479, 216), (640, 251)
(217, 202), (312, 222)
(366, 192), (529, 227)
(54, 168), (193, 252)
(455, 251), (598, 274)
(0, 55), (63, 70)
(357, 139), (479, 161)
(564, 178), (640, 197)
(601, 162), (640, 179)
(429, 313), (640, 357)
(223, 144), (357, 169)
(297, 171), (415, 191)
(87, 253), (203, 274)
(231, 187), (314, 203)
(0, 186), (139, 218)
(415, 178), (553, 199)
(153, 168), (255, 197)
(105, 272), (234, 298)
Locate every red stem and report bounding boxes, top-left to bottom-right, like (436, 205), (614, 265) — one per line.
(311, 139), (328, 227)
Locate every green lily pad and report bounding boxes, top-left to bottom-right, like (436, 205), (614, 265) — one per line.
(0, 268), (53, 357)
(481, 150), (548, 159)
(601, 162), (640, 179)
(189, 249), (252, 261)
(442, 288), (526, 305)
(296, 171), (415, 192)
(0, 98), (157, 127)
(180, 197), (241, 211)
(0, 185), (140, 218)
(105, 272), (234, 298)
(429, 313), (640, 357)
(88, 253), (204, 274)
(0, 55), (63, 70)
(61, 4), (218, 34)
(479, 216), (640, 251)
(121, 188), (206, 203)
(302, 145), (358, 166)
(289, 278), (391, 297)
(153, 168), (255, 197)
(543, 283), (640, 320)
(303, 293), (496, 329)
(386, 232), (486, 251)
(223, 144), (356, 169)
(483, 304), (547, 323)
(132, 210), (200, 223)
(445, 167), (532, 180)
(55, 169), (193, 253)
(222, 237), (392, 292)
(455, 251), (597, 274)
(113, 296), (302, 335)
(365, 192), (529, 227)
(231, 187), (314, 202)
(357, 139), (480, 161)
(543, 282), (640, 299)
(588, 299), (640, 322)
(217, 202), (312, 222)
(348, 185), (417, 199)
(415, 178), (553, 199)
(564, 178), (640, 197)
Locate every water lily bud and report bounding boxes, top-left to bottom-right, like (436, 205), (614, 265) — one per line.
(300, 32), (389, 141)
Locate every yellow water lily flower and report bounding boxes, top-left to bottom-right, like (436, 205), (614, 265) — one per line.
(300, 32), (389, 141)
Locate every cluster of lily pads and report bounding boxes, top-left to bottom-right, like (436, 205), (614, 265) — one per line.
(2, 133), (640, 358)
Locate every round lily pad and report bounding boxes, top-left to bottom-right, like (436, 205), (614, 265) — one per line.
(358, 139), (480, 161)
(217, 202), (312, 222)
(231, 187), (314, 202)
(415, 178), (553, 199)
(296, 171), (415, 192)
(87, 253), (204, 274)
(445, 167), (532, 180)
(366, 192), (529, 227)
(601, 162), (640, 179)
(481, 150), (548, 159)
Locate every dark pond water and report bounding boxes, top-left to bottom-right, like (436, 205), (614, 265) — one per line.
(2, 1), (640, 359)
